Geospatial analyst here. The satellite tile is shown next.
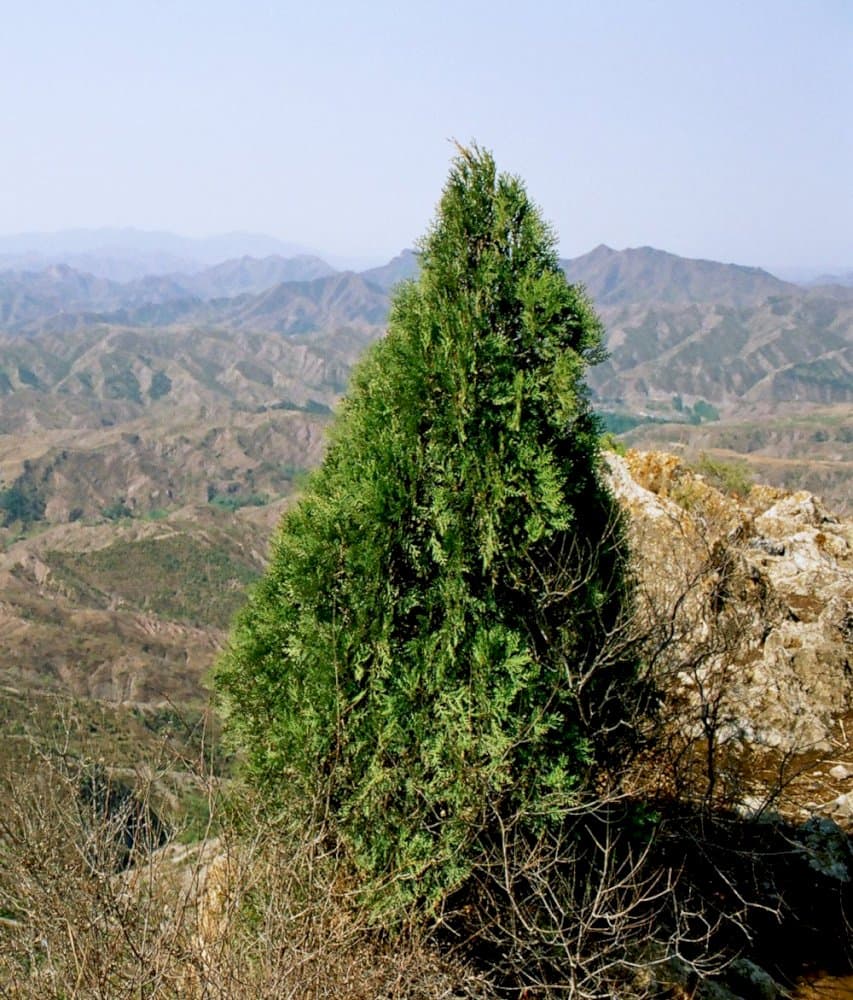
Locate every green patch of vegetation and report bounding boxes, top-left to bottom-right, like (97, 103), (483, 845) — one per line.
(148, 370), (172, 400)
(599, 431), (627, 456)
(785, 358), (848, 389)
(596, 410), (666, 435)
(768, 295), (792, 316)
(104, 369), (143, 404)
(101, 499), (133, 521)
(48, 533), (260, 628)
(279, 462), (309, 481)
(207, 490), (269, 512)
(0, 469), (46, 528)
(17, 365), (39, 388)
(0, 484), (45, 527)
(268, 398), (333, 415)
(599, 399), (720, 432)
(691, 398), (720, 423)
(691, 452), (753, 497)
(303, 398), (332, 415)
(143, 507), (170, 521)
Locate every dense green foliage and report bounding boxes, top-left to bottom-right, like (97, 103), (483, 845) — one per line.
(0, 470), (45, 527)
(597, 410), (666, 435)
(217, 146), (636, 916)
(691, 399), (721, 423)
(102, 499), (133, 521)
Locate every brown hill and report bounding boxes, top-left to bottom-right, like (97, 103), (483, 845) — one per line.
(211, 271), (388, 334)
(0, 502), (277, 704)
(0, 321), (356, 524)
(589, 289), (853, 410)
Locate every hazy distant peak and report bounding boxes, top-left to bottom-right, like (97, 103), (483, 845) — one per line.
(44, 262), (77, 277)
(0, 228), (317, 270)
(561, 244), (794, 307)
(360, 249), (420, 290)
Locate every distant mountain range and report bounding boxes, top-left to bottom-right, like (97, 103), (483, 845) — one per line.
(360, 249), (420, 290)
(0, 242), (849, 507)
(0, 256), (359, 330)
(769, 265), (853, 288)
(1, 239), (842, 329)
(560, 244), (795, 307)
(0, 227), (320, 278)
(1, 243), (850, 414)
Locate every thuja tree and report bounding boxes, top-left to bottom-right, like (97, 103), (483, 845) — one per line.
(217, 145), (637, 918)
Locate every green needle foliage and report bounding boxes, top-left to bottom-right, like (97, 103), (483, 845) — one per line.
(217, 144), (637, 919)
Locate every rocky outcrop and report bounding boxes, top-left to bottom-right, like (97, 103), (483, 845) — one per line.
(608, 450), (851, 750)
(607, 450), (853, 830)
(606, 450), (853, 996)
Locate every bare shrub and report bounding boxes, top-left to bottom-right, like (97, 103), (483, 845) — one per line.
(0, 719), (492, 999)
(622, 472), (794, 815)
(438, 798), (734, 1000)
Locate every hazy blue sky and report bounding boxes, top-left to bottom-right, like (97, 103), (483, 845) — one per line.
(1, 0), (850, 268)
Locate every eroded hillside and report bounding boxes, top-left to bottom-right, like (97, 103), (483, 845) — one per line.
(1, 244), (849, 517)
(0, 502), (281, 703)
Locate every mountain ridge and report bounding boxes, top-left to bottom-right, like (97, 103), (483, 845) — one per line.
(560, 243), (796, 306)
(1, 245), (850, 422)
(3, 242), (842, 335)
(0, 243), (849, 513)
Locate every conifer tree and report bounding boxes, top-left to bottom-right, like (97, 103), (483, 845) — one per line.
(217, 144), (636, 917)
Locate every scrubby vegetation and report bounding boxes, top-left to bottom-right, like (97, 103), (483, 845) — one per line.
(0, 730), (494, 999)
(690, 452), (754, 498)
(102, 498), (134, 520)
(0, 468), (46, 528)
(48, 532), (261, 628)
(206, 489), (269, 512)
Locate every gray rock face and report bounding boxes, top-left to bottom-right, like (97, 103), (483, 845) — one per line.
(726, 958), (780, 1000)
(605, 451), (853, 1000)
(797, 816), (853, 882)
